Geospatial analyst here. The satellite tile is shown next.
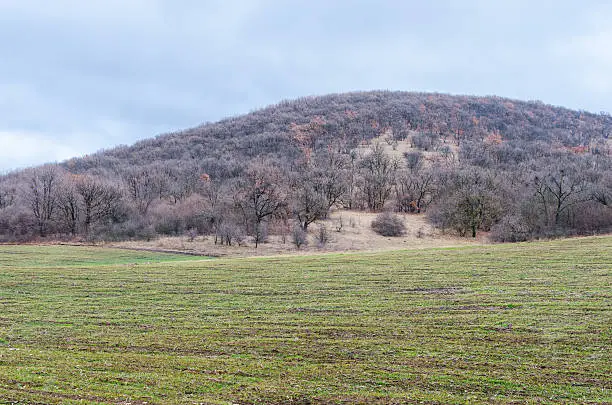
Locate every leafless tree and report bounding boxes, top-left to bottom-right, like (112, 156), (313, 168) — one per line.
(24, 165), (60, 237)
(56, 174), (80, 236)
(533, 164), (587, 228)
(429, 169), (503, 237)
(234, 163), (286, 247)
(358, 143), (398, 211)
(291, 175), (328, 232)
(123, 168), (158, 216)
(76, 176), (123, 235)
(591, 171), (612, 207)
(311, 149), (350, 211)
(0, 183), (15, 210)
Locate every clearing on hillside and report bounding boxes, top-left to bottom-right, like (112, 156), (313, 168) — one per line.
(0, 238), (610, 404)
(112, 210), (484, 258)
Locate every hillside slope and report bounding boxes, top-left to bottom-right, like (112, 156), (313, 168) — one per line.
(1, 91), (611, 244)
(66, 91), (612, 174)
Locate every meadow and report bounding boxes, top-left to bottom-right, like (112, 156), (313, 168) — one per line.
(0, 238), (610, 404)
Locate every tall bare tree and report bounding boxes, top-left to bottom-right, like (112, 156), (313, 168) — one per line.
(76, 176), (123, 235)
(25, 165), (59, 237)
(234, 163), (286, 247)
(533, 164), (587, 228)
(123, 168), (158, 216)
(56, 174), (80, 236)
(358, 143), (398, 211)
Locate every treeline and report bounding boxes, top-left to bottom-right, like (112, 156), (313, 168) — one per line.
(1, 91), (611, 243)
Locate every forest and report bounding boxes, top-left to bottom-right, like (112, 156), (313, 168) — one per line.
(1, 91), (611, 244)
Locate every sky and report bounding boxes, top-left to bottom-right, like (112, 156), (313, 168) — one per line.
(1, 0), (611, 171)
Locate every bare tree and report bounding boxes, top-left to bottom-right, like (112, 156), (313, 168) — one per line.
(311, 149), (350, 211)
(234, 163), (286, 247)
(404, 151), (424, 173)
(56, 174), (80, 236)
(532, 164), (587, 228)
(76, 176), (123, 235)
(161, 161), (202, 204)
(344, 149), (360, 209)
(395, 169), (437, 213)
(429, 169), (503, 237)
(0, 183), (15, 210)
(24, 165), (59, 237)
(123, 168), (158, 216)
(358, 143), (398, 211)
(290, 167), (329, 232)
(591, 170), (612, 207)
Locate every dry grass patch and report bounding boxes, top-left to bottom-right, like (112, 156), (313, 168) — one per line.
(110, 210), (482, 257)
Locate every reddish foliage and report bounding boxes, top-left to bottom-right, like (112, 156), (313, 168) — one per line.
(484, 133), (503, 145)
(566, 145), (589, 154)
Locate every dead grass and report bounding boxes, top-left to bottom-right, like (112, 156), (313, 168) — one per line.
(110, 210), (483, 258)
(363, 130), (460, 165)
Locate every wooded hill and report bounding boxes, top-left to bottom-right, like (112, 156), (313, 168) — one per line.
(1, 91), (611, 243)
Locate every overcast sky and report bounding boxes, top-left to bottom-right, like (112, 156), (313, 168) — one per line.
(1, 0), (611, 171)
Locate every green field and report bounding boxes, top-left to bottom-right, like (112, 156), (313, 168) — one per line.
(0, 238), (610, 404)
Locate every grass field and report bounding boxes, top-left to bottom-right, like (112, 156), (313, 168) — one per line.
(0, 238), (610, 404)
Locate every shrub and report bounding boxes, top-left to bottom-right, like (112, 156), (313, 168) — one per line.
(97, 219), (156, 242)
(155, 216), (185, 236)
(371, 212), (406, 237)
(411, 132), (438, 151)
(217, 223), (246, 246)
(334, 216), (343, 232)
(186, 228), (198, 242)
(490, 214), (531, 242)
(0, 207), (35, 242)
(316, 224), (329, 248)
(404, 151), (424, 173)
(292, 225), (308, 249)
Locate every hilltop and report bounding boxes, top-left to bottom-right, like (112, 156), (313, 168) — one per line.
(65, 91), (612, 173)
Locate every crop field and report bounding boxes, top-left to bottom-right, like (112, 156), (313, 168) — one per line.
(0, 238), (610, 404)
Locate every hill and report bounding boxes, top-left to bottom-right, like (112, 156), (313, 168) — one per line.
(66, 91), (612, 174)
(0, 91), (611, 244)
